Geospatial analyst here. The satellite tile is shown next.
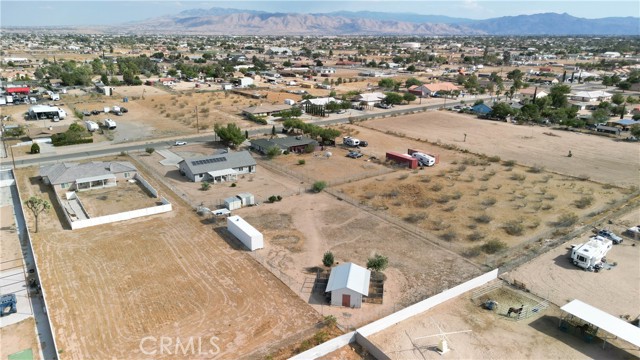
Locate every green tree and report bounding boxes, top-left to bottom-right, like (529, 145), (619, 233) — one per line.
(519, 103), (540, 122)
(30, 143), (40, 154)
(3, 125), (25, 138)
(630, 124), (640, 138)
(590, 108), (610, 124)
(611, 93), (625, 106)
(322, 251), (334, 267)
(384, 92), (403, 105)
(549, 84), (571, 108)
(24, 196), (51, 233)
(200, 181), (211, 191)
(214, 123), (245, 147)
(403, 92), (417, 103)
(378, 78), (396, 90)
(145, 147), (155, 155)
(271, 125), (276, 136)
(366, 253), (389, 273)
(405, 77), (422, 88)
(490, 102), (514, 120)
(266, 146), (281, 159)
(100, 73), (110, 85)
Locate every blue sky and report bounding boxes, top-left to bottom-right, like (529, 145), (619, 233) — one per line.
(2, 1), (639, 26)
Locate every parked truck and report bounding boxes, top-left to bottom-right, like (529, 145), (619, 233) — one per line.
(104, 119), (117, 130)
(411, 152), (436, 167)
(570, 236), (612, 271)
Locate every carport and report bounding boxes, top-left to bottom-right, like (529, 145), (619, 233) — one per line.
(559, 299), (640, 349)
(207, 169), (238, 183)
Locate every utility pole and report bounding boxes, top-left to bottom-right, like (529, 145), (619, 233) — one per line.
(195, 106), (200, 134)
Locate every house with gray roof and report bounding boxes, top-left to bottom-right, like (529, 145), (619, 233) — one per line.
(40, 161), (137, 192)
(250, 136), (318, 154)
(178, 150), (256, 183)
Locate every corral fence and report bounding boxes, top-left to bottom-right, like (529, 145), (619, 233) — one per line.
(470, 279), (550, 321)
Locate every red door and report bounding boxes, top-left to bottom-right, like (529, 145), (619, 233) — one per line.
(342, 294), (350, 307)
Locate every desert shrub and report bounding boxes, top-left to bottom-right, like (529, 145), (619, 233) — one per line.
(481, 197), (497, 207)
(435, 195), (450, 204)
(312, 181), (327, 193)
(467, 230), (486, 242)
(528, 164), (545, 173)
(544, 194), (557, 200)
(474, 214), (493, 224)
(510, 173), (527, 181)
(481, 239), (507, 254)
(420, 176), (431, 183)
(462, 246), (482, 258)
(416, 199), (433, 208)
(577, 174), (590, 181)
(451, 191), (462, 200)
(200, 182), (210, 191)
(398, 173), (409, 180)
(385, 189), (400, 198)
(554, 213), (579, 227)
(431, 219), (449, 231)
(364, 192), (376, 200)
(503, 220), (524, 236)
(467, 223), (477, 230)
(430, 183), (443, 191)
(298, 159), (306, 165)
(465, 175), (475, 182)
(30, 143), (40, 154)
(503, 160), (516, 167)
(478, 185), (488, 192)
(404, 212), (428, 223)
(366, 253), (388, 272)
(541, 203), (553, 210)
(456, 164), (467, 172)
(462, 157), (478, 166)
(443, 205), (456, 212)
(230, 183), (237, 187)
(276, 195), (282, 201)
(440, 230), (457, 242)
(487, 155), (501, 163)
(480, 174), (491, 181)
(574, 195), (594, 209)
(528, 219), (541, 229)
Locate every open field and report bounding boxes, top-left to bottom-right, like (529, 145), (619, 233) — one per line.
(361, 111), (640, 187)
(16, 160), (320, 359)
(368, 290), (640, 359)
(0, 318), (40, 360)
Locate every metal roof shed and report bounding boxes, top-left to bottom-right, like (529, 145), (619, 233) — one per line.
(560, 299), (640, 349)
(224, 197), (242, 211)
(326, 262), (371, 308)
(236, 193), (255, 206)
(226, 215), (263, 251)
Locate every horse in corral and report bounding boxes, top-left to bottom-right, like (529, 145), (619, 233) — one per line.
(507, 305), (524, 317)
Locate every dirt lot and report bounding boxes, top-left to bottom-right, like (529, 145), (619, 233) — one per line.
(361, 111), (640, 187)
(328, 124), (632, 263)
(0, 201), (21, 271)
(0, 318), (40, 360)
(76, 181), (160, 217)
(503, 210), (640, 319)
(368, 291), (640, 359)
(16, 162), (320, 359)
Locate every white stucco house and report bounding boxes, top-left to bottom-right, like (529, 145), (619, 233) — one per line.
(326, 262), (371, 308)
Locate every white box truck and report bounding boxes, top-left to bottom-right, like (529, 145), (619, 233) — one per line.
(104, 119), (117, 130)
(570, 236), (612, 270)
(50, 93), (60, 101)
(411, 152), (436, 167)
(227, 215), (264, 251)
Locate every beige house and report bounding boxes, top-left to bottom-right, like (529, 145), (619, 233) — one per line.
(40, 161), (137, 192)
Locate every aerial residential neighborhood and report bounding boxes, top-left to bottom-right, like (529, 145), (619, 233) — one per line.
(0, 1), (639, 360)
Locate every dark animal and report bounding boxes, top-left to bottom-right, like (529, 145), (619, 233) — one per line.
(507, 305), (524, 317)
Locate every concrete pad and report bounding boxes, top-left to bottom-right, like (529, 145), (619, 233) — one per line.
(156, 149), (183, 166)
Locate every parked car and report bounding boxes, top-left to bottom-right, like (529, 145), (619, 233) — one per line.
(113, 111), (123, 116)
(120, 107), (128, 113)
(376, 103), (392, 109)
(174, 141), (187, 146)
(337, 109), (347, 114)
(346, 151), (363, 159)
(82, 111), (91, 116)
(597, 229), (623, 244)
(91, 110), (101, 115)
(359, 140), (369, 147)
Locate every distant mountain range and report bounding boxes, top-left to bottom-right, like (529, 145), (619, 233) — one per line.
(118, 8), (639, 35)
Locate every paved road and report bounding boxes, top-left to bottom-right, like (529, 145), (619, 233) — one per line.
(1, 97), (480, 168)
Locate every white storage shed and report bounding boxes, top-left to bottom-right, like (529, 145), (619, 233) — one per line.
(226, 215), (264, 251)
(225, 197), (242, 210)
(326, 262), (370, 308)
(236, 193), (255, 206)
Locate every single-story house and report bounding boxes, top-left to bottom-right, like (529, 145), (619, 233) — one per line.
(471, 103), (492, 115)
(178, 151), (256, 183)
(235, 77), (254, 88)
(312, 66), (336, 74)
(519, 87), (548, 100)
(595, 125), (621, 135)
(250, 136), (318, 154)
(266, 47), (293, 56)
(421, 82), (460, 96)
(40, 161), (137, 192)
(242, 104), (292, 117)
(300, 97), (341, 107)
(326, 262), (371, 308)
(354, 92), (386, 106)
(571, 91), (612, 102)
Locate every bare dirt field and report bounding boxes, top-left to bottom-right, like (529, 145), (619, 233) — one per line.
(327, 124), (633, 263)
(0, 202), (21, 271)
(0, 318), (40, 360)
(502, 210), (640, 319)
(16, 161), (320, 359)
(361, 111), (640, 187)
(237, 192), (483, 328)
(368, 292), (640, 360)
(76, 181), (160, 217)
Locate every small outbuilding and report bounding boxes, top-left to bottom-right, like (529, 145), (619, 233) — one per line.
(224, 197), (242, 211)
(226, 215), (264, 251)
(236, 193), (255, 207)
(326, 262), (371, 308)
(386, 151), (418, 169)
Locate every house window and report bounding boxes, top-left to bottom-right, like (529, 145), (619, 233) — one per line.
(61, 183), (68, 189)
(124, 172), (130, 178)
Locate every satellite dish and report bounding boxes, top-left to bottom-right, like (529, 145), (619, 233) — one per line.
(325, 151), (332, 158)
